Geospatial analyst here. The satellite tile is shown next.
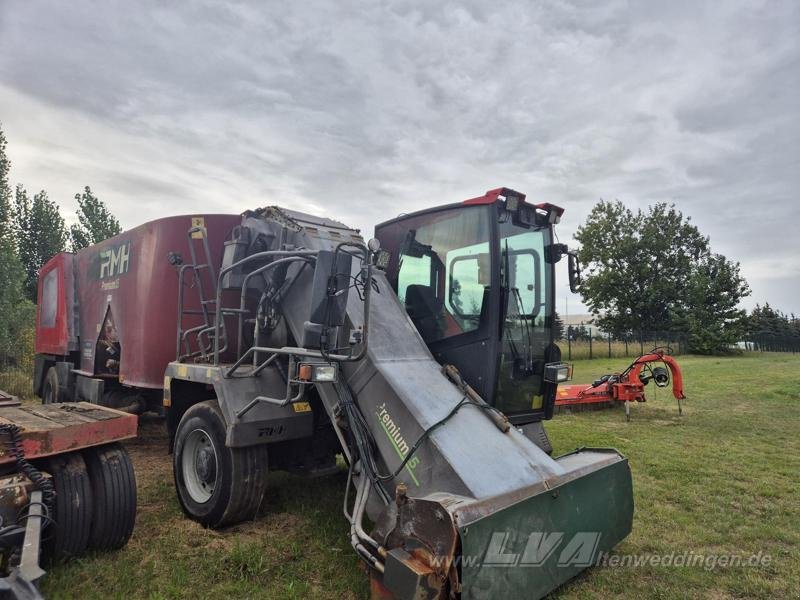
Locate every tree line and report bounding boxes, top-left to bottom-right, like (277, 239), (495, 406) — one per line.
(0, 124), (121, 358)
(745, 304), (800, 340)
(569, 200), (792, 355)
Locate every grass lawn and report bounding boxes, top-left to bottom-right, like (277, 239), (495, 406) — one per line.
(40, 353), (799, 599)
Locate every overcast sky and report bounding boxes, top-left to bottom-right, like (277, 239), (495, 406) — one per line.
(1, 1), (798, 315)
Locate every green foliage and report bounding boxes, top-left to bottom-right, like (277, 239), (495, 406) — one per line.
(567, 322), (591, 341)
(574, 200), (749, 354)
(0, 124), (11, 239)
(70, 186), (122, 251)
(671, 253), (750, 354)
(746, 303), (800, 338)
(0, 237), (35, 360)
(0, 123), (33, 380)
(552, 310), (565, 340)
(13, 185), (68, 301)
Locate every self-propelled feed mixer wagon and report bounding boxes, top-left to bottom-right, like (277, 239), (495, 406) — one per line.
(34, 189), (634, 599)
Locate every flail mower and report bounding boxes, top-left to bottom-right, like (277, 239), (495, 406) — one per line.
(555, 349), (686, 420)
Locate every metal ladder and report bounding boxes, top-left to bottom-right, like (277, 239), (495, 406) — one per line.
(175, 226), (228, 362)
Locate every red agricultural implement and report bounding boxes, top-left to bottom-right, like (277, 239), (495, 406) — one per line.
(555, 350), (686, 420)
(0, 389), (137, 599)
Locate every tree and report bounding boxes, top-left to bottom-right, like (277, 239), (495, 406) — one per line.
(70, 186), (121, 251)
(0, 238), (34, 359)
(0, 124), (12, 240)
(13, 186), (68, 301)
(671, 253), (749, 354)
(568, 323), (591, 341)
(745, 304), (800, 349)
(552, 310), (565, 340)
(0, 123), (36, 367)
(574, 200), (749, 354)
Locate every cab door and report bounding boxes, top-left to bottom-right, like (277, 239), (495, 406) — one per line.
(377, 204), (502, 403)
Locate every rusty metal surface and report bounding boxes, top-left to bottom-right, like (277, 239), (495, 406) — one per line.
(372, 490), (460, 598)
(0, 402), (137, 464)
(0, 473), (34, 526)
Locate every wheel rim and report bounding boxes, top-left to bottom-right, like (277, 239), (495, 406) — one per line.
(44, 382), (55, 404)
(181, 428), (219, 503)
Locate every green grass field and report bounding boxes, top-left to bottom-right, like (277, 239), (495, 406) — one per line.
(40, 353), (800, 599)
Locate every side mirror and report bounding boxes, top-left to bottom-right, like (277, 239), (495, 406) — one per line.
(568, 252), (581, 293)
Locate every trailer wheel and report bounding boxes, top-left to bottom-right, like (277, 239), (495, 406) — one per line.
(43, 452), (92, 562)
(42, 366), (62, 404)
(173, 400), (268, 528)
(84, 443), (137, 551)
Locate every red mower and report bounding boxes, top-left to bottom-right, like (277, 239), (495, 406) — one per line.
(555, 349), (686, 420)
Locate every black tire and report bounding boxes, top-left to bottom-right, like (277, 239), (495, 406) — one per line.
(43, 452), (92, 563)
(173, 400), (268, 528)
(41, 366), (62, 404)
(84, 443), (137, 551)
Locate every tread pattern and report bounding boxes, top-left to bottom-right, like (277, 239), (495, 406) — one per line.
(45, 452), (92, 562)
(174, 400), (269, 528)
(84, 442), (137, 550)
(220, 442), (269, 527)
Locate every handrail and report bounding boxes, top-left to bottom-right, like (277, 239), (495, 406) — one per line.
(213, 250), (318, 365)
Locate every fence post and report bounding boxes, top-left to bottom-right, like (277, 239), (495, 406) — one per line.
(567, 326), (572, 361)
(639, 331), (644, 355)
(608, 332), (612, 358)
(589, 329), (593, 359)
(624, 336), (628, 357)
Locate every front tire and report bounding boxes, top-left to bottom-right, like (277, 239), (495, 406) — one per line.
(173, 400), (268, 528)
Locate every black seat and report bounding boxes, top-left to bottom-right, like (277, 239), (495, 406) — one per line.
(405, 284), (445, 341)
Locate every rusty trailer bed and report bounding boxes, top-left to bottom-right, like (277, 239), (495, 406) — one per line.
(0, 401), (138, 465)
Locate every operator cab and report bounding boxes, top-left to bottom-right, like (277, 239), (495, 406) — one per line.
(375, 187), (566, 425)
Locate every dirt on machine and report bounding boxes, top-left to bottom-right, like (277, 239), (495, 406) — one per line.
(30, 188), (635, 599)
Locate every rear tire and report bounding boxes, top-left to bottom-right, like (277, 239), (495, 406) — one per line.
(41, 367), (62, 404)
(173, 400), (268, 528)
(84, 443), (137, 551)
(43, 452), (92, 562)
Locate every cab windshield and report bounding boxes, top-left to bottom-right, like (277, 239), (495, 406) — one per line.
(396, 206), (491, 342)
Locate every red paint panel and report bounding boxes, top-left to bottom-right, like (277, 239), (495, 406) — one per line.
(68, 214), (241, 389)
(35, 213), (242, 389)
(16, 414), (137, 461)
(0, 404), (138, 465)
(462, 187), (527, 205)
(35, 253), (75, 355)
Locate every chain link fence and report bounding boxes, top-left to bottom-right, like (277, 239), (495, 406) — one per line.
(557, 328), (688, 361)
(741, 332), (800, 354)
